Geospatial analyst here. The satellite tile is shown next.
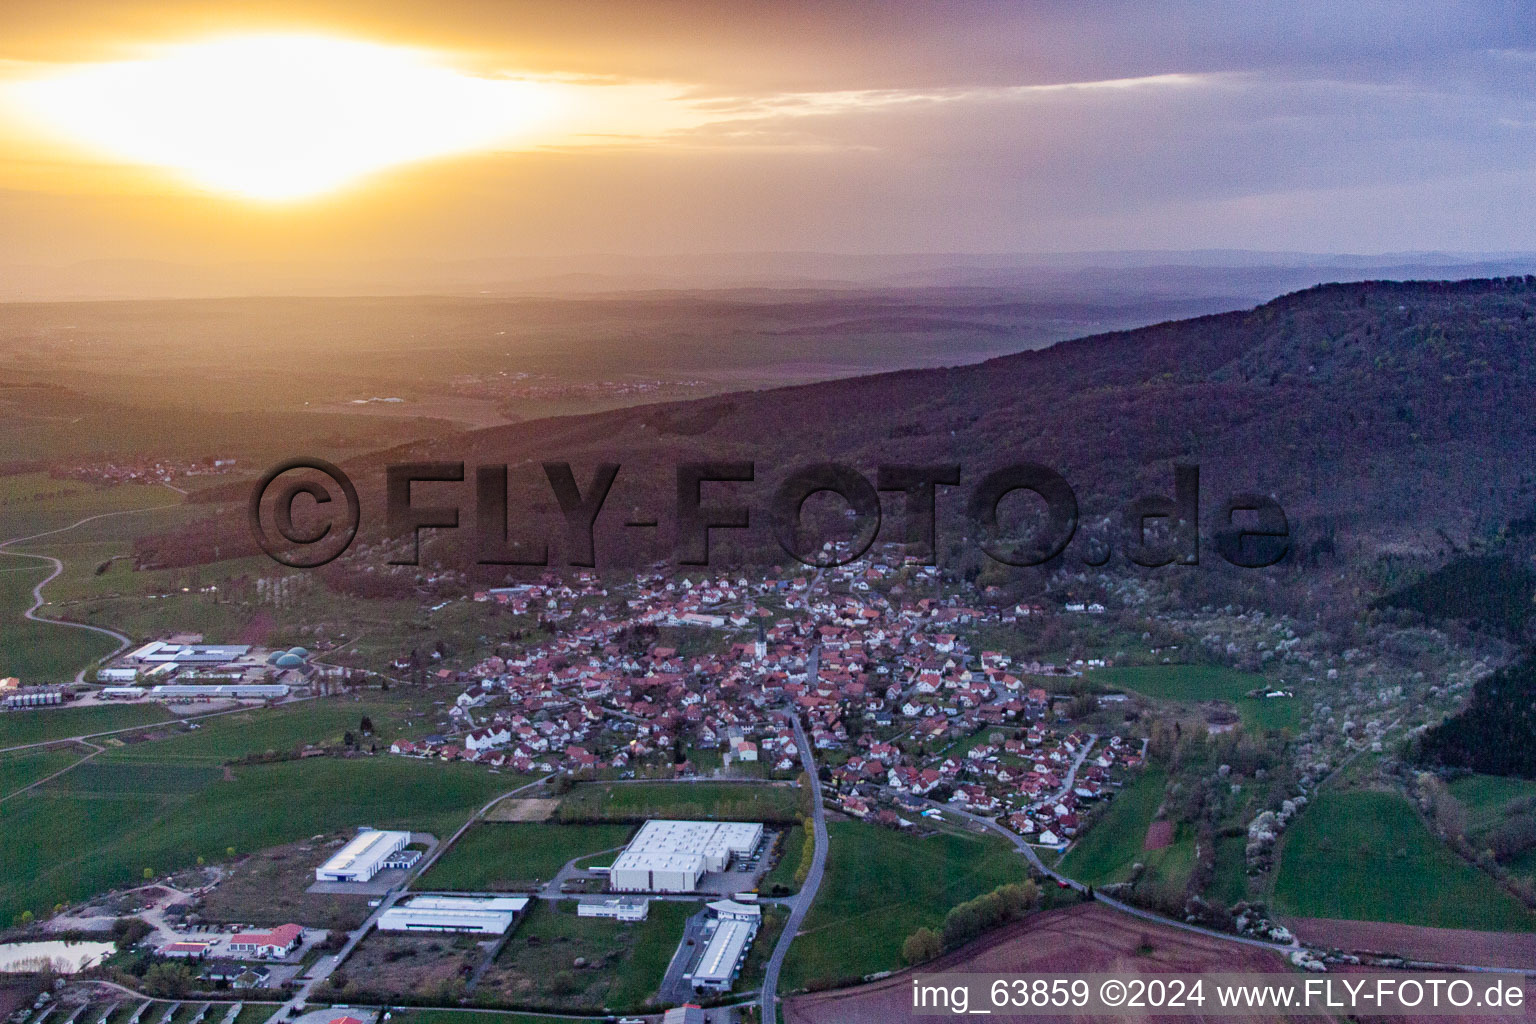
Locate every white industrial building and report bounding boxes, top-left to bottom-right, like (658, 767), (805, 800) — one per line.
(608, 820), (763, 893)
(576, 896), (650, 922)
(151, 683), (289, 701)
(314, 829), (410, 883)
(377, 895), (528, 935)
(127, 641), (252, 665)
(690, 900), (762, 992)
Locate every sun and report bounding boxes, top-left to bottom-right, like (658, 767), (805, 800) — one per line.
(7, 34), (565, 201)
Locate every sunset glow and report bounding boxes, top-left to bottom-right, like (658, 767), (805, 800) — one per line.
(7, 35), (568, 200)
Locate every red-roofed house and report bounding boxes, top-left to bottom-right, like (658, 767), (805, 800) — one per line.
(228, 923), (303, 958)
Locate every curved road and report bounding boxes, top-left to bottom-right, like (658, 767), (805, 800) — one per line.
(0, 495), (183, 682)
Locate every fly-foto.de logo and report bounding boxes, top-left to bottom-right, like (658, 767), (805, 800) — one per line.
(248, 460), (1288, 571)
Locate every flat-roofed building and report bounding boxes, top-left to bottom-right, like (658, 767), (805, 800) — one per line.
(377, 894), (528, 935)
(690, 901), (762, 992)
(608, 820), (763, 893)
(150, 683), (289, 700)
(315, 829), (410, 883)
(576, 896), (650, 922)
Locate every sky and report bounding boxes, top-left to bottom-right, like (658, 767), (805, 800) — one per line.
(0, 0), (1533, 272)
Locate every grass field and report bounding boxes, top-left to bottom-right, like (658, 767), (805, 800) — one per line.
(1089, 665), (1300, 732)
(1447, 774), (1536, 831)
(98, 697), (422, 766)
(0, 745), (87, 798)
(0, 474), (188, 683)
(0, 754), (525, 923)
(478, 898), (694, 1012)
(761, 823), (805, 893)
(1057, 769), (1167, 885)
(1272, 789), (1536, 930)
(1209, 834), (1251, 906)
(420, 823), (634, 890)
(780, 821), (1026, 989)
(556, 781), (805, 824)
(0, 703), (174, 749)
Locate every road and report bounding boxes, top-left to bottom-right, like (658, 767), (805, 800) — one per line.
(759, 671), (828, 1024)
(0, 492), (183, 683)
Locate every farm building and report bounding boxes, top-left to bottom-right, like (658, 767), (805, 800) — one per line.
(376, 894), (529, 935)
(315, 828), (410, 883)
(150, 683), (290, 700)
(127, 641), (252, 665)
(608, 820), (763, 893)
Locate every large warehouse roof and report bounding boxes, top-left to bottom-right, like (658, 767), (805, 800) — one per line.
(316, 829), (409, 880)
(377, 894), (529, 935)
(612, 820), (762, 873)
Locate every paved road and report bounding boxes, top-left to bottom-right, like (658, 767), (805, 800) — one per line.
(759, 692), (827, 1024)
(0, 494), (183, 683)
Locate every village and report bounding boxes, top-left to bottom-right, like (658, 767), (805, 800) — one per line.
(376, 553), (1143, 847)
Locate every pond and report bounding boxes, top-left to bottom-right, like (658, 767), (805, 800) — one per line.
(0, 939), (116, 974)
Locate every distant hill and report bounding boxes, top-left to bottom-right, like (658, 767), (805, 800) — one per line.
(151, 277), (1536, 594)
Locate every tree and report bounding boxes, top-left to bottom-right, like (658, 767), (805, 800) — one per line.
(142, 867), (154, 881)
(902, 927), (942, 965)
(144, 961), (194, 997)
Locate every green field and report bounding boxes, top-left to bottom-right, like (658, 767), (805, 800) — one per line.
(761, 823), (806, 893)
(99, 697), (422, 766)
(1209, 834), (1251, 905)
(0, 552), (123, 684)
(0, 745), (87, 798)
(1447, 774), (1536, 830)
(1272, 789), (1536, 930)
(0, 753), (525, 923)
(556, 781), (805, 824)
(1089, 665), (1300, 732)
(781, 821), (1026, 989)
(420, 822), (634, 890)
(480, 898), (693, 1012)
(0, 474), (189, 683)
(0, 703), (175, 748)
(1057, 769), (1167, 885)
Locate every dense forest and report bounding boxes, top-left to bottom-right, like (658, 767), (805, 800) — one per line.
(1417, 654), (1536, 778)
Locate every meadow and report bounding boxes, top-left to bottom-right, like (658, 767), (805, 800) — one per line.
(418, 822), (635, 890)
(0, 703), (174, 748)
(780, 821), (1025, 989)
(0, 752), (525, 923)
(1057, 769), (1169, 885)
(476, 898), (694, 1012)
(97, 696), (422, 765)
(1271, 789), (1536, 930)
(1089, 664), (1301, 732)
(0, 745), (88, 798)
(556, 780), (805, 824)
